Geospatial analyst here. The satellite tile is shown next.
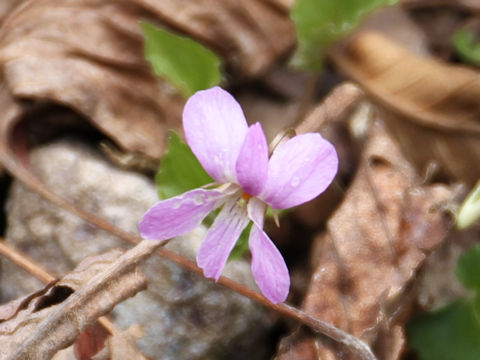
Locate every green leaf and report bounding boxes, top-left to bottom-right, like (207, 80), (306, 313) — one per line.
(453, 30), (480, 66)
(290, 0), (398, 70)
(408, 245), (480, 360)
(141, 21), (222, 98)
(155, 131), (213, 200)
(408, 300), (480, 360)
(457, 180), (480, 230)
(457, 244), (480, 292)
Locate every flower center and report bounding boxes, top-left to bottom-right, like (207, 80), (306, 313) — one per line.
(241, 191), (253, 201)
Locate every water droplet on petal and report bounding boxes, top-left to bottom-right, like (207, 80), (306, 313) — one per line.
(194, 195), (204, 205)
(290, 176), (300, 187)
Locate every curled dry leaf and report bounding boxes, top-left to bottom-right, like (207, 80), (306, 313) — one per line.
(0, 241), (154, 360)
(276, 120), (453, 360)
(0, 0), (182, 160)
(0, 288), (52, 323)
(0, 0), (294, 159)
(330, 31), (480, 185)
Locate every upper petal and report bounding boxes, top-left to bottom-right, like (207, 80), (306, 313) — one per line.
(235, 122), (269, 196)
(183, 87), (248, 183)
(260, 133), (338, 209)
(197, 198), (250, 280)
(139, 189), (224, 241)
(249, 225), (289, 304)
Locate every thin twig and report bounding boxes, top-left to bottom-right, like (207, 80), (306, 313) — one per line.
(0, 241), (54, 284)
(0, 240), (118, 335)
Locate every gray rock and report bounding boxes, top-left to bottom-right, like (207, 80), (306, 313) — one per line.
(2, 139), (271, 359)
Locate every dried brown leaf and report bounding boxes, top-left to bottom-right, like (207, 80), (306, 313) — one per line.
(0, 0), (20, 25)
(276, 120), (453, 360)
(0, 0), (294, 160)
(402, 0), (480, 12)
(93, 325), (147, 360)
(73, 322), (110, 360)
(0, 289), (51, 322)
(330, 31), (480, 185)
(0, 240), (158, 360)
(51, 347), (77, 360)
(0, 0), (182, 160)
(332, 31), (480, 132)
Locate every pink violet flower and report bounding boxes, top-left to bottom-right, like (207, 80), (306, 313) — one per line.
(139, 87), (338, 304)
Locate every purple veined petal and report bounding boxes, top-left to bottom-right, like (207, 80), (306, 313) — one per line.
(260, 133), (338, 209)
(139, 189), (225, 241)
(236, 123), (269, 196)
(249, 224), (289, 304)
(197, 198), (250, 281)
(247, 197), (288, 303)
(183, 87), (249, 183)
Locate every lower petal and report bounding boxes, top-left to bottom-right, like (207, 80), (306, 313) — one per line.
(138, 189), (224, 241)
(197, 199), (250, 280)
(249, 225), (289, 304)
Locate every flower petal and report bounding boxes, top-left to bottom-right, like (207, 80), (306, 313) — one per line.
(247, 197), (288, 303)
(183, 87), (248, 183)
(139, 189), (224, 241)
(247, 196), (266, 227)
(236, 122), (269, 196)
(249, 225), (289, 304)
(260, 133), (338, 209)
(197, 198), (250, 280)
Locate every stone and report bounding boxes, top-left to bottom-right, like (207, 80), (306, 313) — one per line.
(2, 139), (271, 359)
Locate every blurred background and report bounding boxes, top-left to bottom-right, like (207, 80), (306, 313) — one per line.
(0, 0), (479, 359)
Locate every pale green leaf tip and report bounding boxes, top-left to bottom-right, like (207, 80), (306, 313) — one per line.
(457, 180), (480, 230)
(140, 20), (222, 98)
(290, 0), (399, 70)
